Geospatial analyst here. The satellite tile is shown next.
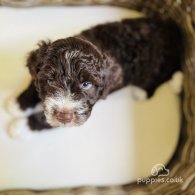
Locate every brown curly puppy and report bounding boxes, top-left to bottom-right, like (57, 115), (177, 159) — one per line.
(9, 17), (183, 131)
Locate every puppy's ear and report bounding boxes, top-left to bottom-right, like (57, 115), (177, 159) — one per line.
(26, 41), (51, 79)
(101, 54), (123, 99)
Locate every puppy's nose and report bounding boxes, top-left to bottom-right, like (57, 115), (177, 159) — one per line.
(56, 112), (73, 123)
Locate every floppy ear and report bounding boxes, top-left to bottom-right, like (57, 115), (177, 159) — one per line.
(26, 41), (51, 79)
(101, 54), (123, 99)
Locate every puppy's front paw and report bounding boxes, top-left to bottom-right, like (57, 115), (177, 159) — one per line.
(5, 97), (33, 117)
(6, 97), (24, 116)
(131, 86), (147, 101)
(8, 118), (33, 140)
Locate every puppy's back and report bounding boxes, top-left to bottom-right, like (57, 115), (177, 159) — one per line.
(81, 17), (184, 96)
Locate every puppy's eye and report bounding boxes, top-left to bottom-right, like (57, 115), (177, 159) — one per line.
(47, 79), (54, 85)
(81, 81), (92, 90)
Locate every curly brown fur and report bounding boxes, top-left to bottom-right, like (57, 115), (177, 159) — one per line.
(15, 17), (183, 131)
(81, 18), (183, 96)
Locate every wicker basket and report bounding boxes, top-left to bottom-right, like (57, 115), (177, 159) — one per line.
(0, 0), (195, 194)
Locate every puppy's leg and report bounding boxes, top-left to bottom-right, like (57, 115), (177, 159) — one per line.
(130, 86), (148, 101)
(131, 71), (183, 101)
(28, 112), (52, 131)
(8, 118), (33, 140)
(6, 81), (41, 116)
(169, 71), (183, 94)
(8, 112), (52, 139)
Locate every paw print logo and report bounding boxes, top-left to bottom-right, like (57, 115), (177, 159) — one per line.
(151, 164), (169, 177)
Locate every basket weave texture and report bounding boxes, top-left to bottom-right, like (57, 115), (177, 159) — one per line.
(0, 0), (195, 194)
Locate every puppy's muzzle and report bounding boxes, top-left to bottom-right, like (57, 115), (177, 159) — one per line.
(55, 111), (74, 124)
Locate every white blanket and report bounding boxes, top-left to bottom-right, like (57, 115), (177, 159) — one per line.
(0, 6), (181, 190)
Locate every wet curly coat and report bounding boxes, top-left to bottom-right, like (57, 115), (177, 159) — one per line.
(16, 17), (183, 130)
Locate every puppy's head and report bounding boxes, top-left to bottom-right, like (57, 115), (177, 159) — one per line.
(27, 37), (117, 127)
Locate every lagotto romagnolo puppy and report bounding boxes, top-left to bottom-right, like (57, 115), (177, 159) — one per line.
(7, 17), (183, 136)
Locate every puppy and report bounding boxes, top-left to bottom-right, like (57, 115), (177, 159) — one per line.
(7, 17), (183, 134)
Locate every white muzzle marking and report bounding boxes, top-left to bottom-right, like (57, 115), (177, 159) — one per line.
(43, 90), (84, 127)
